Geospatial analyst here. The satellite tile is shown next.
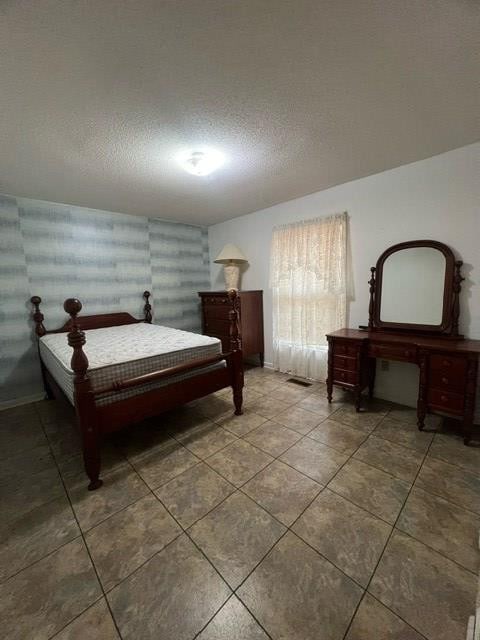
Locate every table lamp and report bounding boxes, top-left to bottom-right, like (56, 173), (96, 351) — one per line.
(214, 244), (248, 290)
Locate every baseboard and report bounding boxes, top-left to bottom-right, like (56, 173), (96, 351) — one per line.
(0, 393), (45, 411)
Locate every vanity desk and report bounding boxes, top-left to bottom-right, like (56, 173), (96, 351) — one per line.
(326, 240), (480, 444)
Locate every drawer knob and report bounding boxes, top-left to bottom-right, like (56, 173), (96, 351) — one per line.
(441, 377), (449, 385)
(442, 359), (451, 368)
(441, 395), (448, 402)
(405, 350), (411, 357)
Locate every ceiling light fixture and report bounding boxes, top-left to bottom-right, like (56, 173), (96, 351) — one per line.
(175, 148), (226, 176)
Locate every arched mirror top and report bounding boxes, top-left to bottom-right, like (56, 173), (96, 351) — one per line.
(369, 240), (463, 336)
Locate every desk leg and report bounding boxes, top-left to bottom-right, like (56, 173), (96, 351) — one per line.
(354, 387), (362, 412)
(463, 421), (473, 446)
(463, 357), (478, 445)
(368, 358), (376, 400)
(327, 378), (333, 403)
(326, 338), (333, 403)
(354, 348), (364, 412)
(417, 353), (427, 431)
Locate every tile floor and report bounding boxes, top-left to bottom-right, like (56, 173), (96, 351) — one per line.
(1, 366), (479, 640)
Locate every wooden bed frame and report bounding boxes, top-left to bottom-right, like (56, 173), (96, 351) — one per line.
(31, 290), (244, 490)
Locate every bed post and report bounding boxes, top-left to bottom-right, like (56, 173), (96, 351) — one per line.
(30, 296), (54, 399)
(31, 296), (47, 336)
(64, 298), (103, 491)
(228, 289), (244, 415)
(143, 290), (152, 323)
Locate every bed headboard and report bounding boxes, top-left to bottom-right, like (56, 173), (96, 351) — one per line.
(30, 291), (152, 336)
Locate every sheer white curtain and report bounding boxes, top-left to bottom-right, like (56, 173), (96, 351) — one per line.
(270, 213), (347, 380)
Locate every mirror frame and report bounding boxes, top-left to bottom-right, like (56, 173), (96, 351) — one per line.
(369, 240), (463, 336)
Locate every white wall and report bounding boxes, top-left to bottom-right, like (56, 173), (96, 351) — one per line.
(209, 143), (480, 409)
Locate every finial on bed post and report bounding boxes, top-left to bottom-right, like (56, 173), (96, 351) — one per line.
(31, 296), (46, 337)
(228, 289), (243, 415)
(367, 267), (376, 330)
(143, 291), (152, 323)
(64, 299), (89, 381)
(451, 261), (464, 337)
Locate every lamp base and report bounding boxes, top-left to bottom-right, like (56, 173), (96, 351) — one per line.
(224, 264), (240, 290)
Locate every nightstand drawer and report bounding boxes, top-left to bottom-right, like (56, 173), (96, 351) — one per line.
(334, 341), (360, 357)
(203, 318), (231, 335)
(428, 388), (464, 414)
(203, 304), (232, 320)
(333, 355), (357, 371)
(202, 295), (231, 305)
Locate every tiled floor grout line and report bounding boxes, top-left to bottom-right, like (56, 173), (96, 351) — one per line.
(66, 405), (480, 618)
(192, 593), (275, 640)
(186, 407), (391, 609)
(120, 456), (276, 640)
(32, 403), (126, 640)
(423, 447), (480, 475)
(230, 414), (382, 635)
(392, 526), (479, 578)
(23, 395), (445, 604)
(112, 393), (360, 637)
(0, 533), (84, 587)
(341, 425), (437, 640)
(5, 398), (476, 567)
(359, 592), (429, 640)
(190, 593), (241, 640)
(52, 448), (163, 535)
(4, 386), (479, 640)
(48, 594), (107, 640)
(408, 482), (480, 518)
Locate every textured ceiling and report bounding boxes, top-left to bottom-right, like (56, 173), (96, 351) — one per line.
(1, 1), (479, 225)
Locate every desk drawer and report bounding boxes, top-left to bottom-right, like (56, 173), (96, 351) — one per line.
(368, 343), (416, 363)
(428, 388), (464, 414)
(333, 368), (357, 385)
(333, 341), (360, 357)
(429, 355), (467, 390)
(333, 355), (357, 371)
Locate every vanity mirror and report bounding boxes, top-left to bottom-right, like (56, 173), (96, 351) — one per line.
(368, 240), (464, 336)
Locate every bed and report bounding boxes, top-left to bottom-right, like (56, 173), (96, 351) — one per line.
(31, 291), (244, 490)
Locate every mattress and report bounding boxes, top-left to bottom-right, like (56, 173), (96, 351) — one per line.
(39, 323), (223, 406)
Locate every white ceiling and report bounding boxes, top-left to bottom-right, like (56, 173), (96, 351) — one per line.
(1, 1), (479, 226)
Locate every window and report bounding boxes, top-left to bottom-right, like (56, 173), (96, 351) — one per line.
(270, 212), (347, 380)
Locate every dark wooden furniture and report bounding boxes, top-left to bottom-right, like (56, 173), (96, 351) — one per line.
(326, 329), (480, 443)
(327, 240), (480, 444)
(31, 291), (244, 490)
(199, 290), (264, 366)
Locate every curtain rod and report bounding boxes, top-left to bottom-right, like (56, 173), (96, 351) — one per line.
(272, 211), (347, 232)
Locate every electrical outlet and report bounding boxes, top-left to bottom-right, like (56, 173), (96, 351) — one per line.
(381, 360), (389, 371)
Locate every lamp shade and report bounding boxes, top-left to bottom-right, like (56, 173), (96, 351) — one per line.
(214, 244), (248, 264)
